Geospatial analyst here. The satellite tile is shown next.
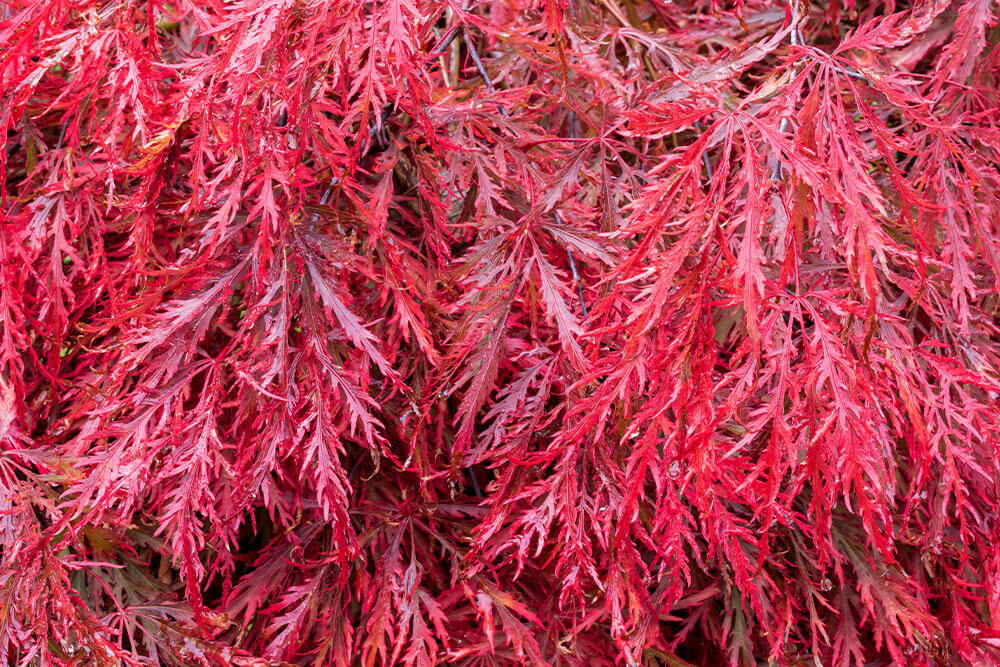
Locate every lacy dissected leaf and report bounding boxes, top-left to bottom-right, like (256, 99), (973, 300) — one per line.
(2, 0), (1000, 665)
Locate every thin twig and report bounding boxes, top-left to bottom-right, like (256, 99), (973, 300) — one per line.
(55, 122), (68, 151)
(432, 23), (453, 87)
(553, 211), (589, 318)
(319, 177), (338, 204)
(348, 454), (365, 482)
(466, 467), (482, 497)
(567, 248), (589, 318)
(430, 26), (460, 56)
(692, 121), (715, 186)
(358, 104), (393, 153)
(559, 114), (589, 319)
(464, 29), (508, 117)
(833, 64), (868, 82)
(772, 0), (803, 181)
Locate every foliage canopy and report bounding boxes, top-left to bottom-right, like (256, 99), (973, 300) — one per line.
(2, 0), (1000, 664)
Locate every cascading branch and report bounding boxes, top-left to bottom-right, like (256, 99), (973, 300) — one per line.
(1, 0), (999, 664)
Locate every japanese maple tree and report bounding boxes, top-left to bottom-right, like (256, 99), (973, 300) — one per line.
(2, 0), (1000, 664)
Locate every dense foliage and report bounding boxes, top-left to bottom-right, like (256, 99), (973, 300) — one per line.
(2, 0), (1000, 664)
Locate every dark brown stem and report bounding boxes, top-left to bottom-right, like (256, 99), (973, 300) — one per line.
(464, 29), (508, 117)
